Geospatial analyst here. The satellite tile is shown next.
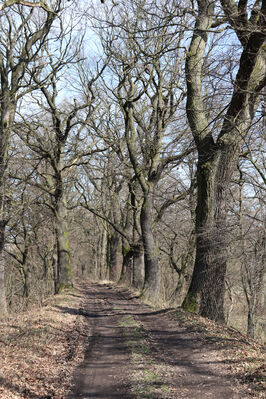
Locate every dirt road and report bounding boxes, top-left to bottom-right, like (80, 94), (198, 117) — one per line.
(67, 282), (248, 399)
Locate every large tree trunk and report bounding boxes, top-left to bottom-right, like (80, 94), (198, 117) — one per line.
(132, 244), (145, 290)
(120, 242), (133, 286)
(95, 238), (102, 279)
(247, 305), (256, 338)
(52, 240), (58, 294)
(54, 195), (72, 293)
(20, 267), (30, 306)
(182, 0), (265, 322)
(242, 229), (265, 339)
(140, 193), (161, 301)
(99, 225), (108, 280)
(119, 242), (145, 289)
(182, 146), (234, 322)
(0, 222), (7, 318)
(0, 102), (15, 317)
(108, 231), (121, 281)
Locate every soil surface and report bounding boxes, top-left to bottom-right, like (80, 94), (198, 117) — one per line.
(67, 282), (250, 399)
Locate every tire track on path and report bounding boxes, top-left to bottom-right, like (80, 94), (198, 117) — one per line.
(67, 283), (133, 399)
(67, 282), (249, 399)
(106, 283), (248, 399)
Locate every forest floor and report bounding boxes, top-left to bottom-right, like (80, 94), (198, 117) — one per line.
(0, 281), (265, 399)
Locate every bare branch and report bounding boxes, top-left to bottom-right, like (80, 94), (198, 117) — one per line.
(0, 0), (53, 12)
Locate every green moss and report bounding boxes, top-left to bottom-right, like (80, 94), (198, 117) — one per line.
(182, 294), (197, 313)
(65, 252), (71, 276)
(64, 233), (69, 252)
(63, 235), (71, 277)
(122, 245), (131, 257)
(66, 263), (71, 278)
(57, 282), (73, 293)
(153, 246), (159, 257)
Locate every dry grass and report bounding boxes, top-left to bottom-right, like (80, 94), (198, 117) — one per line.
(167, 308), (265, 398)
(0, 288), (87, 399)
(0, 282), (264, 398)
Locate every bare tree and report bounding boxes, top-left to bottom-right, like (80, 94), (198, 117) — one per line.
(0, 0), (63, 317)
(13, 49), (107, 292)
(96, 0), (194, 301)
(183, 0), (265, 322)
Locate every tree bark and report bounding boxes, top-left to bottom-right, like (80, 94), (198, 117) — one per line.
(54, 194), (72, 293)
(0, 96), (15, 318)
(183, 145), (235, 322)
(122, 100), (162, 300)
(132, 244), (145, 290)
(120, 243), (133, 286)
(140, 192), (161, 301)
(0, 2), (58, 312)
(108, 231), (121, 281)
(182, 0), (265, 322)
(0, 222), (7, 318)
(20, 267), (29, 305)
(99, 225), (108, 280)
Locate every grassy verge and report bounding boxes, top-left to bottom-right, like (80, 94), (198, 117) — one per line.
(0, 288), (87, 399)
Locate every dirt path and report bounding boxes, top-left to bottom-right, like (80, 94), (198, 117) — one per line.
(67, 282), (249, 399)
(67, 284), (132, 399)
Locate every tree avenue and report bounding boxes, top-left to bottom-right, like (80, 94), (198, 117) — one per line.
(0, 0), (265, 340)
